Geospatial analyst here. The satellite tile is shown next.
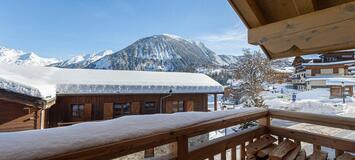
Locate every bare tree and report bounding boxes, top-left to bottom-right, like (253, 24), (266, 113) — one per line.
(234, 49), (272, 108)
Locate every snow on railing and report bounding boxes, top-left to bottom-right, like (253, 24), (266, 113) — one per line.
(0, 108), (265, 160)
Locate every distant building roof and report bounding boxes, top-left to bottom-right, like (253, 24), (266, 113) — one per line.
(0, 64), (224, 100)
(302, 60), (355, 66)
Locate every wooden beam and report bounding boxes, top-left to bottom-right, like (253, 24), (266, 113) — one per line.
(269, 109), (355, 131)
(0, 88), (44, 108)
(248, 1), (355, 59)
(269, 126), (355, 153)
(228, 0), (267, 28)
(292, 0), (315, 15)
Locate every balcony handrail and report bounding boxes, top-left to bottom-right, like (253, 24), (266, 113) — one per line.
(269, 109), (355, 130)
(44, 108), (268, 160)
(1, 108), (354, 160)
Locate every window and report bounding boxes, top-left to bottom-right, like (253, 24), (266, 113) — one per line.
(113, 103), (131, 118)
(71, 104), (84, 119)
(143, 101), (157, 114)
(172, 101), (184, 113)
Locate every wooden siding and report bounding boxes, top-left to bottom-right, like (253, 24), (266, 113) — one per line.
(0, 100), (39, 132)
(48, 94), (208, 127)
(330, 86), (354, 97)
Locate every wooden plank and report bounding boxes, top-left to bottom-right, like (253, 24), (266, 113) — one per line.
(0, 88), (44, 108)
(256, 144), (276, 158)
(241, 143), (246, 160)
(221, 150), (226, 160)
(313, 144), (321, 152)
(269, 109), (355, 131)
(269, 139), (297, 160)
(283, 145), (301, 160)
(336, 153), (355, 160)
(295, 149), (306, 160)
(246, 134), (276, 154)
(231, 146), (237, 160)
(103, 103), (113, 120)
(84, 103), (92, 121)
(308, 151), (328, 160)
(255, 0), (300, 22)
(228, 0), (267, 28)
(269, 126), (355, 153)
(292, 0), (315, 15)
(177, 136), (188, 160)
(187, 126), (268, 160)
(335, 149), (345, 157)
(131, 102), (140, 114)
(247, 154), (256, 160)
(166, 101), (174, 113)
(185, 100), (194, 112)
(248, 1), (355, 59)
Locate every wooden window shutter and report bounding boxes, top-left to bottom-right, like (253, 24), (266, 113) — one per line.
(103, 103), (113, 120)
(185, 101), (194, 112)
(131, 102), (140, 114)
(84, 104), (92, 121)
(165, 101), (173, 113)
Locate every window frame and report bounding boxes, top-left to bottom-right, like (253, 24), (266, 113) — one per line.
(71, 104), (84, 120)
(113, 102), (131, 118)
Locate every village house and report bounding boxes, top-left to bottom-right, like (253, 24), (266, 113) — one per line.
(0, 64), (224, 132)
(291, 51), (355, 97)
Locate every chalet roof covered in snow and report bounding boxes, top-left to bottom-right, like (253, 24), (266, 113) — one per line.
(302, 60), (355, 66)
(0, 64), (224, 100)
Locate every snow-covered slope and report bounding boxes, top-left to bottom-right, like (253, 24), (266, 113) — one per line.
(0, 46), (60, 66)
(52, 50), (113, 68)
(87, 34), (235, 71)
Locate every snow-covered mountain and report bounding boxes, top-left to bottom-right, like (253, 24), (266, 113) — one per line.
(0, 47), (60, 66)
(52, 50), (113, 68)
(86, 34), (238, 71)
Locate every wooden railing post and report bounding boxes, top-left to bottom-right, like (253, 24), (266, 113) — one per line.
(177, 136), (188, 160)
(240, 143), (246, 160)
(231, 146), (236, 160)
(258, 115), (270, 127)
(335, 149), (344, 157)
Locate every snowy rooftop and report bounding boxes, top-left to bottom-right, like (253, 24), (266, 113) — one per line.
(302, 60), (355, 66)
(305, 77), (355, 86)
(0, 64), (224, 100)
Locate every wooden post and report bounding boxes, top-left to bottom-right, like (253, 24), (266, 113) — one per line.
(335, 149), (344, 157)
(258, 116), (270, 127)
(313, 144), (321, 152)
(177, 136), (188, 160)
(231, 146), (237, 160)
(240, 143), (246, 160)
(214, 93), (218, 111)
(221, 150), (226, 160)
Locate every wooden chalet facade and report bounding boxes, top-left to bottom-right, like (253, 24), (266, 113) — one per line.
(49, 93), (209, 127)
(0, 64), (224, 131)
(0, 89), (54, 132)
(291, 51), (355, 91)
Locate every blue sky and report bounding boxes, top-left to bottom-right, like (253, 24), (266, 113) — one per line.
(0, 0), (258, 59)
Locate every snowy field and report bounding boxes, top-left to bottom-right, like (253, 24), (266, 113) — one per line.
(261, 84), (355, 116)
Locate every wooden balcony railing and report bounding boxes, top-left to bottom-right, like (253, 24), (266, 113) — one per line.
(8, 108), (355, 160)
